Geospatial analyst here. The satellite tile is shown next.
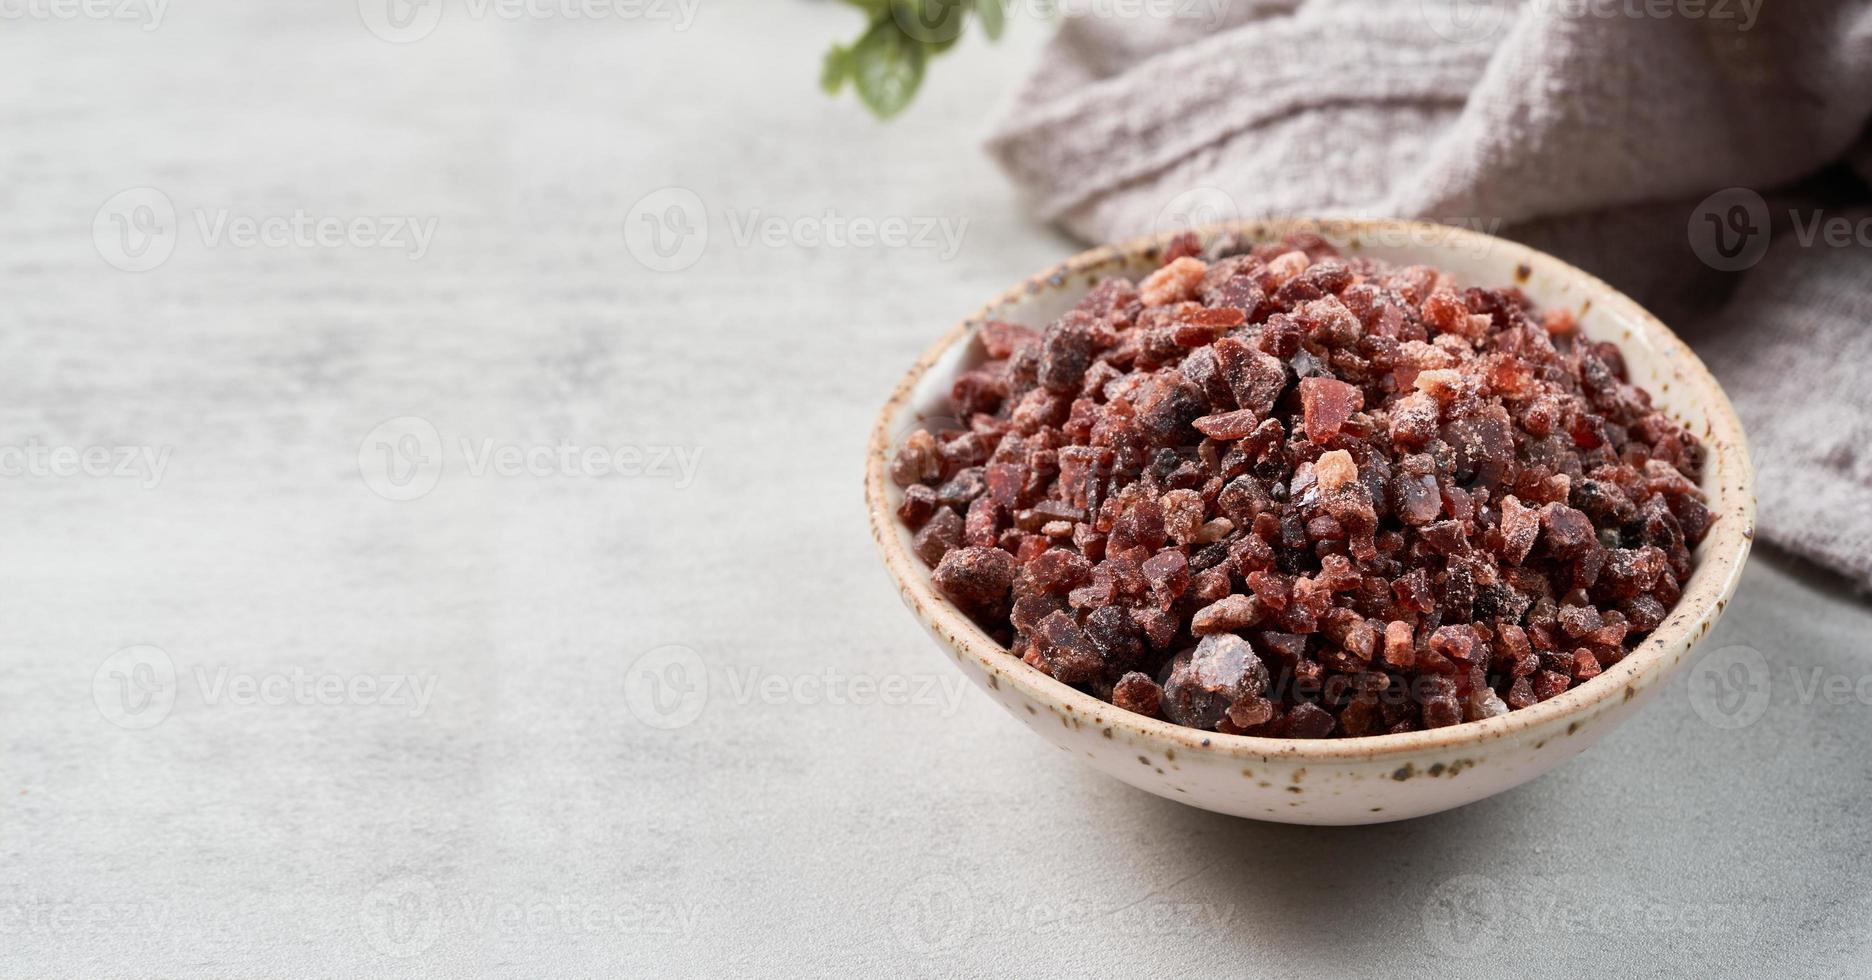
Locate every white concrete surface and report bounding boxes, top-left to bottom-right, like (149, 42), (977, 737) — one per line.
(2, 2), (1868, 976)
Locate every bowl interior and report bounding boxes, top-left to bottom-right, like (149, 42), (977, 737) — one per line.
(871, 218), (1754, 759)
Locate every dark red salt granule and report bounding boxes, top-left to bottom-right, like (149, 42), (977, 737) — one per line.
(892, 233), (1711, 738)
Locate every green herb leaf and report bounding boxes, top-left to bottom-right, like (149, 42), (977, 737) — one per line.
(849, 17), (926, 119)
(974, 0), (1005, 40)
(821, 0), (1006, 119)
(892, 0), (966, 47)
(821, 44), (850, 95)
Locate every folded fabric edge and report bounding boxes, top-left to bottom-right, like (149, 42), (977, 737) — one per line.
(984, 12), (1494, 221)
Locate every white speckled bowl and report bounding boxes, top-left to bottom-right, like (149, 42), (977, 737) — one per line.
(865, 219), (1753, 825)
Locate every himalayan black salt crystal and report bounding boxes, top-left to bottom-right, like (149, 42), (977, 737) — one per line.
(1111, 671), (1162, 717)
(1296, 296), (1361, 348)
(897, 484), (937, 529)
(1214, 337), (1288, 415)
(1227, 695), (1277, 730)
(984, 462), (1025, 509)
(1305, 513), (1345, 542)
(1498, 494), (1540, 564)
(1075, 277), (1140, 324)
(937, 431), (989, 472)
(1474, 582), (1531, 622)
(1163, 231), (1203, 264)
(1422, 689), (1463, 729)
(1285, 701), (1336, 738)
(1314, 450), (1358, 493)
(1010, 593), (1063, 635)
(1623, 594), (1667, 633)
(964, 496), (1000, 547)
(1021, 499), (1083, 531)
(1230, 532), (1276, 574)
(1142, 549), (1190, 598)
(1442, 404), (1513, 486)
(1055, 445), (1111, 509)
(1533, 669), (1571, 701)
(1654, 567), (1684, 606)
(1428, 624), (1483, 665)
(931, 546), (1015, 621)
(1322, 607), (1376, 661)
(1173, 306), (1246, 347)
(1393, 568), (1436, 614)
(1569, 648), (1602, 682)
(1161, 488), (1205, 545)
(980, 319), (1040, 358)
(1671, 493), (1714, 543)
(1419, 520), (1469, 556)
(1382, 620), (1416, 669)
(1557, 602), (1603, 639)
(1029, 610), (1104, 683)
(1257, 631), (1307, 665)
(891, 429), (941, 488)
(1393, 454), (1442, 526)
(1109, 494), (1168, 553)
(951, 369), (1008, 419)
(1388, 391), (1441, 451)
(1179, 346), (1232, 408)
(1217, 475), (1273, 525)
(1299, 377), (1362, 444)
(1136, 376), (1210, 443)
(934, 468), (986, 510)
(1637, 495), (1687, 556)
(1316, 554), (1361, 592)
(1191, 594), (1261, 635)
(1140, 256), (1207, 307)
(1160, 634), (1270, 730)
(1086, 605), (1144, 665)
(1022, 548), (1092, 595)
(1205, 276), (1266, 318)
(1338, 693), (1383, 736)
(1192, 409), (1262, 441)
(1009, 388), (1068, 436)
(1539, 502), (1596, 559)
(913, 507), (963, 568)
(1245, 569), (1292, 610)
(1123, 608), (1170, 651)
(1038, 312), (1097, 394)
(1189, 564), (1232, 603)
(1573, 477), (1636, 525)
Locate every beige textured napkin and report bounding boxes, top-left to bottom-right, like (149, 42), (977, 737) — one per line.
(986, 0), (1872, 587)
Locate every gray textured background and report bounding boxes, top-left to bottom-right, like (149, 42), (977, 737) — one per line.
(2, 1), (1869, 976)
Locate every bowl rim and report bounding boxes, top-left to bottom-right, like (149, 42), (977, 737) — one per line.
(865, 217), (1755, 762)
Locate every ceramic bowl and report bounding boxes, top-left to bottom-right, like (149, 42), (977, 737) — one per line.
(864, 219), (1753, 825)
